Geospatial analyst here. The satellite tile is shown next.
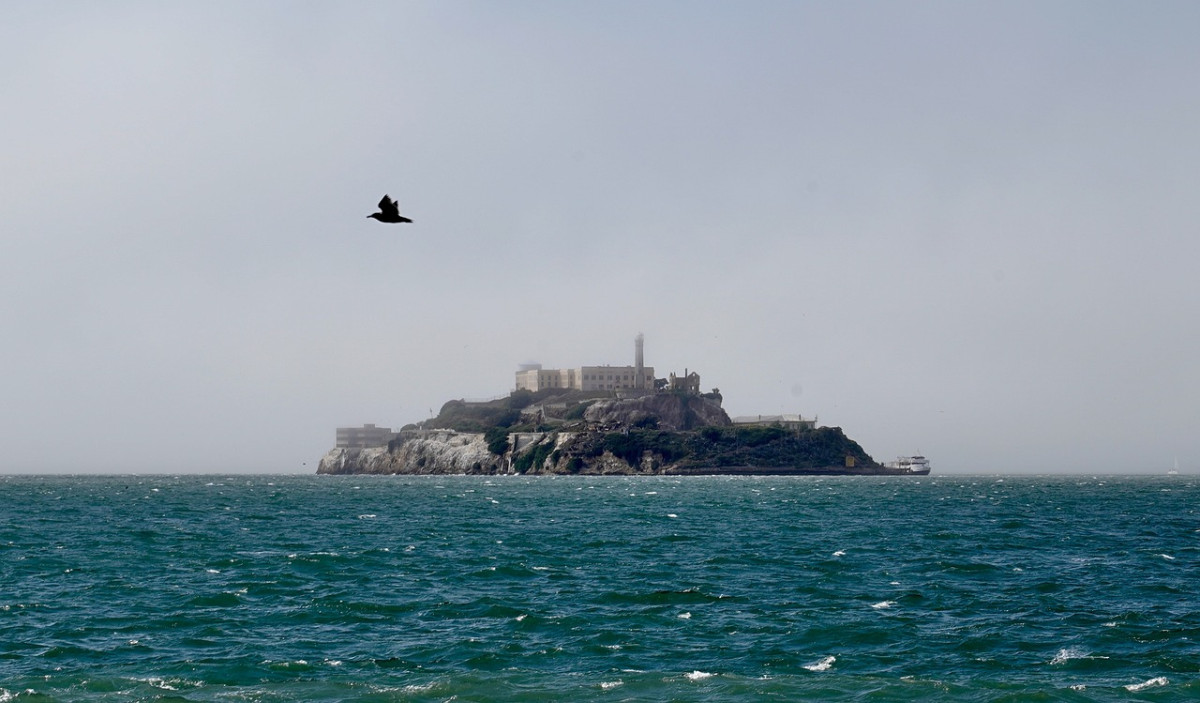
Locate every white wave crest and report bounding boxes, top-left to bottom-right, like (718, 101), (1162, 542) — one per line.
(1050, 647), (1109, 665)
(137, 677), (198, 691)
(686, 671), (714, 681)
(600, 680), (623, 690)
(1050, 647), (1086, 665)
(804, 655), (836, 671)
(1126, 677), (1168, 692)
(401, 682), (439, 693)
(871, 600), (895, 609)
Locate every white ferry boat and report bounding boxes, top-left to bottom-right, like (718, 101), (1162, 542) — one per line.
(885, 455), (931, 474)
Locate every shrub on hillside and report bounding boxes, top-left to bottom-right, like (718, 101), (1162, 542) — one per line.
(484, 426), (510, 455)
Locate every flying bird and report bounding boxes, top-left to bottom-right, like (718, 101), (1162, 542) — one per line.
(367, 194), (412, 223)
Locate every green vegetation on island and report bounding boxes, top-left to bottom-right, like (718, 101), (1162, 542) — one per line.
(408, 388), (597, 434)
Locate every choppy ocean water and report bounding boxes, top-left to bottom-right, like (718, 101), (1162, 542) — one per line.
(1, 474), (1197, 702)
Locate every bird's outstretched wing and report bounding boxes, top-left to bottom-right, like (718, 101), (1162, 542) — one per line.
(378, 195), (400, 218)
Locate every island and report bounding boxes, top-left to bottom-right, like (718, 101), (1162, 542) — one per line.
(318, 335), (928, 476)
(317, 389), (924, 477)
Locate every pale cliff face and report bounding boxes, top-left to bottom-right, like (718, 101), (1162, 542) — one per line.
(317, 432), (645, 476)
(317, 433), (503, 475)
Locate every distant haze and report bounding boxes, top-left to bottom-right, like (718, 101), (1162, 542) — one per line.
(2, 3), (1197, 474)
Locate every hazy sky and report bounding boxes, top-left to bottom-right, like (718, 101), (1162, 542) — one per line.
(3, 2), (1198, 474)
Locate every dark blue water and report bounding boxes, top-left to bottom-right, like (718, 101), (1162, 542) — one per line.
(2, 474), (1197, 701)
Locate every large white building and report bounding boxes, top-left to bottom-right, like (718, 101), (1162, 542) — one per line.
(515, 364), (656, 392)
(515, 334), (654, 392)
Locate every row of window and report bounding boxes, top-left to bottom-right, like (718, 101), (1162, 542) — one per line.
(521, 372), (656, 390)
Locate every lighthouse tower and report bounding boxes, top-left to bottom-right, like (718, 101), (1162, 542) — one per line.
(635, 333), (645, 390)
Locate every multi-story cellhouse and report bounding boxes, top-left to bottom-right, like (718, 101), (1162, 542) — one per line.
(515, 334), (655, 393)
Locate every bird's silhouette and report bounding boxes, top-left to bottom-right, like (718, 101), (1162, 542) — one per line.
(367, 194), (412, 223)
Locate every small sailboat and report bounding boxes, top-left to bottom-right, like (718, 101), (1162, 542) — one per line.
(1168, 457), (1179, 476)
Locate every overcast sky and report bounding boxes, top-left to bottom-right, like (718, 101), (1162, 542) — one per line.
(3, 2), (1197, 474)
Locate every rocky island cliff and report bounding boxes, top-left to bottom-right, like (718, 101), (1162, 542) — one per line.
(317, 389), (918, 476)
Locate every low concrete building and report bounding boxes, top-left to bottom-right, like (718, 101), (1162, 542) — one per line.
(731, 414), (818, 431)
(336, 423), (396, 449)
